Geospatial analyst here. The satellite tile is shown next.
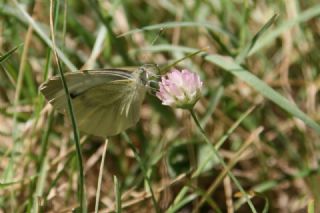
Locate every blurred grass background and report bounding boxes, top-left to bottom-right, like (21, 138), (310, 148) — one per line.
(1, 0), (320, 212)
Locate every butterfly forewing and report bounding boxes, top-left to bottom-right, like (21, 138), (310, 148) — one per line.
(40, 68), (146, 137)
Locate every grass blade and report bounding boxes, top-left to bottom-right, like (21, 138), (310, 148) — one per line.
(113, 175), (122, 213)
(94, 139), (109, 213)
(236, 14), (278, 63)
(248, 5), (320, 55)
(0, 44), (22, 63)
(48, 1), (86, 212)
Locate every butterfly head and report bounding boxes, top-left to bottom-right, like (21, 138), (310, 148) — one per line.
(138, 64), (159, 84)
(137, 64), (160, 95)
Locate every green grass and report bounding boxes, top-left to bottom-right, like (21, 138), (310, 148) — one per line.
(1, 0), (320, 212)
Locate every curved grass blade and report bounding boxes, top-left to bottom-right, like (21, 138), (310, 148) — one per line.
(236, 14), (278, 63)
(0, 44), (23, 63)
(248, 5), (320, 56)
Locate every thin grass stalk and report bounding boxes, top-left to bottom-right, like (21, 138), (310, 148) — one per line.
(49, 0), (86, 212)
(94, 139), (109, 213)
(114, 176), (122, 213)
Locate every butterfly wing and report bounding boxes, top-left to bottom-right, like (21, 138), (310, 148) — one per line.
(72, 80), (146, 137)
(40, 70), (146, 137)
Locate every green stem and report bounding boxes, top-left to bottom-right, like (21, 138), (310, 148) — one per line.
(122, 133), (160, 213)
(189, 109), (257, 213)
(49, 1), (86, 211)
(58, 58), (86, 213)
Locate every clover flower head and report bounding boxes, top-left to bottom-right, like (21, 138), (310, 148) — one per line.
(156, 69), (203, 109)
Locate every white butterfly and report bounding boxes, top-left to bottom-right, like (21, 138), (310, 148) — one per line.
(40, 65), (158, 137)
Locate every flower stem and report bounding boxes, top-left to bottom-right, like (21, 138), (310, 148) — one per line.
(189, 109), (257, 213)
(122, 133), (160, 213)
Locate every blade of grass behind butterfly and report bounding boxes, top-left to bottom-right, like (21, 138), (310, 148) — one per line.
(235, 14), (278, 64)
(0, 44), (23, 63)
(139, 45), (320, 134)
(49, 1), (86, 212)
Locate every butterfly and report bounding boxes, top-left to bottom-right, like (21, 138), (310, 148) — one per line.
(40, 65), (158, 138)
